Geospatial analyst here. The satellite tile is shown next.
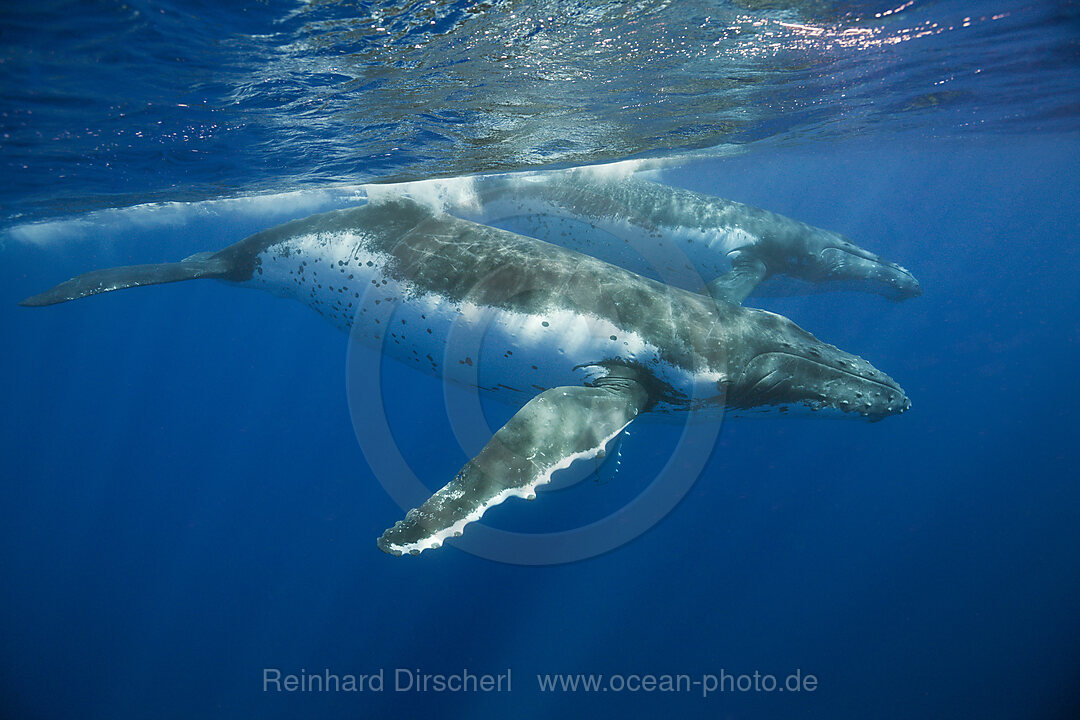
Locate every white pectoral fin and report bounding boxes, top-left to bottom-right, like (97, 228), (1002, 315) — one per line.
(707, 255), (768, 305)
(377, 375), (651, 556)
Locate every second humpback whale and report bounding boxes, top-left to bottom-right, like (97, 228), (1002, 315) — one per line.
(432, 172), (922, 305)
(21, 196), (911, 556)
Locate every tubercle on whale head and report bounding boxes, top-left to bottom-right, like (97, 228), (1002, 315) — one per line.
(816, 244), (922, 301)
(763, 223), (921, 301)
(791, 224), (921, 301)
(722, 308), (911, 421)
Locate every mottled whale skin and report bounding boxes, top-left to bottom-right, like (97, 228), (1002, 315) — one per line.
(21, 197), (911, 556)
(429, 172), (921, 305)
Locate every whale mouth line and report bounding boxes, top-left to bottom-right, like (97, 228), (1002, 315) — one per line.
(881, 262), (919, 287)
(743, 351), (904, 394)
(821, 247), (920, 286)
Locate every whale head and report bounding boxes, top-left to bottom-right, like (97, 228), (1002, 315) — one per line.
(723, 307), (911, 421)
(811, 236), (922, 301)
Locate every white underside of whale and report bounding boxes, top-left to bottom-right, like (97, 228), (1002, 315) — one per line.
(246, 228), (726, 413)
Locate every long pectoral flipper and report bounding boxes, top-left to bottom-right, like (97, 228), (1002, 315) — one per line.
(19, 253), (232, 307)
(377, 376), (652, 556)
(707, 255), (767, 305)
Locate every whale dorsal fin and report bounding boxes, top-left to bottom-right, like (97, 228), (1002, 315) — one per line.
(377, 374), (652, 556)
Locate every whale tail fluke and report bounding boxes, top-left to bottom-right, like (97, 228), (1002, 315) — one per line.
(19, 253), (232, 307)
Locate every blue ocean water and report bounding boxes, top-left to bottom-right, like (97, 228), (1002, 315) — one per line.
(2, 1), (1079, 719)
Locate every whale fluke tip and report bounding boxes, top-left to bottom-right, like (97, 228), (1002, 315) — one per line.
(19, 286), (76, 307)
(18, 257), (233, 308)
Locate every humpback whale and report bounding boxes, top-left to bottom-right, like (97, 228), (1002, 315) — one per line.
(21, 196), (911, 556)
(432, 172), (921, 305)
